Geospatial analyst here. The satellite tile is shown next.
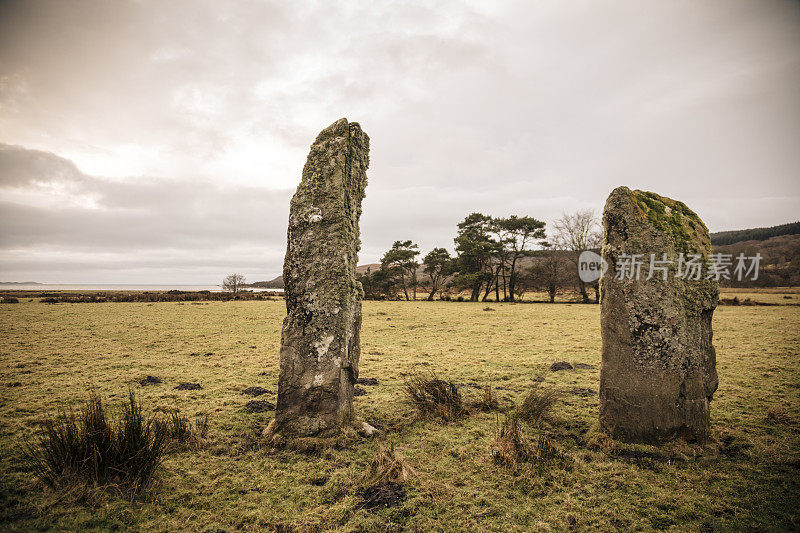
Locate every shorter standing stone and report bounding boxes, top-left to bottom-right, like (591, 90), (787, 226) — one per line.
(599, 187), (718, 443)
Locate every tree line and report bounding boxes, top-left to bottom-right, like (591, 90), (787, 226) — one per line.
(710, 221), (800, 246)
(358, 209), (602, 303)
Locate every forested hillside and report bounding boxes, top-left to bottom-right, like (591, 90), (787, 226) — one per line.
(711, 221), (800, 246)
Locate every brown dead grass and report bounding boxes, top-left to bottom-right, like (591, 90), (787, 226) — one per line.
(361, 442), (413, 485)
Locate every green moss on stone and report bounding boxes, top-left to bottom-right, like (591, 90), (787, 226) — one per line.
(630, 189), (711, 257)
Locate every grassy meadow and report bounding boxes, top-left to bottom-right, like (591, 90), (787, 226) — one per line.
(1, 297), (799, 531)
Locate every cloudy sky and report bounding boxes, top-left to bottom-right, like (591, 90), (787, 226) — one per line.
(1, 0), (798, 284)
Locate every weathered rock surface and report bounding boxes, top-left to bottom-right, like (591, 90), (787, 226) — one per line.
(600, 187), (718, 443)
(270, 118), (370, 439)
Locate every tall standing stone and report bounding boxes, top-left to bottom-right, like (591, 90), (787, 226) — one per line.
(600, 187), (718, 443)
(269, 118), (371, 440)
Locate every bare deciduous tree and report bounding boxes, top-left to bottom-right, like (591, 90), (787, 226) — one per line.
(526, 243), (571, 303)
(553, 209), (601, 303)
(222, 273), (246, 293)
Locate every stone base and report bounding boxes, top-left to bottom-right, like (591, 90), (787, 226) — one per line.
(263, 419), (377, 450)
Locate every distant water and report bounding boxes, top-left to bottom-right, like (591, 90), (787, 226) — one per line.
(0, 283), (280, 292)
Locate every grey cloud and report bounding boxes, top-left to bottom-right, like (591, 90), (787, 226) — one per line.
(0, 0), (799, 282)
(0, 144), (291, 282)
(0, 145), (290, 249)
(0, 144), (86, 187)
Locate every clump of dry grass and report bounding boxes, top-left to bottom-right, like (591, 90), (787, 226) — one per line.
(492, 414), (533, 466)
(765, 405), (791, 425)
(403, 372), (465, 421)
(492, 414), (572, 469)
(474, 385), (500, 412)
(361, 442), (413, 485)
(518, 383), (561, 424)
(584, 422), (616, 451)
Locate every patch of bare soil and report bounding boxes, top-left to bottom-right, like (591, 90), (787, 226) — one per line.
(244, 400), (275, 413)
(174, 382), (202, 391)
(242, 386), (271, 396)
(357, 482), (406, 511)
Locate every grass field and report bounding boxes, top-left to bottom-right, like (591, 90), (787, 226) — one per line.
(719, 287), (800, 305)
(1, 298), (799, 531)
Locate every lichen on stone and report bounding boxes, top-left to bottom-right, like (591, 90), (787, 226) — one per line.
(271, 118), (370, 440)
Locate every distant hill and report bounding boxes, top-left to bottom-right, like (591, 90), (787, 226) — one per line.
(714, 233), (800, 287)
(246, 278), (284, 289)
(711, 221), (800, 246)
(247, 263), (381, 289)
(706, 221), (800, 287)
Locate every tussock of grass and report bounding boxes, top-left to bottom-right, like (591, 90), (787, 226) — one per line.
(584, 422), (615, 451)
(264, 425), (368, 454)
(361, 442), (413, 485)
(492, 415), (533, 466)
(282, 434), (358, 453)
(23, 390), (168, 493)
(403, 372), (465, 421)
(474, 385), (500, 412)
(164, 411), (209, 449)
(492, 414), (572, 469)
(765, 405), (791, 424)
(23, 391), (210, 493)
(518, 383), (561, 424)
